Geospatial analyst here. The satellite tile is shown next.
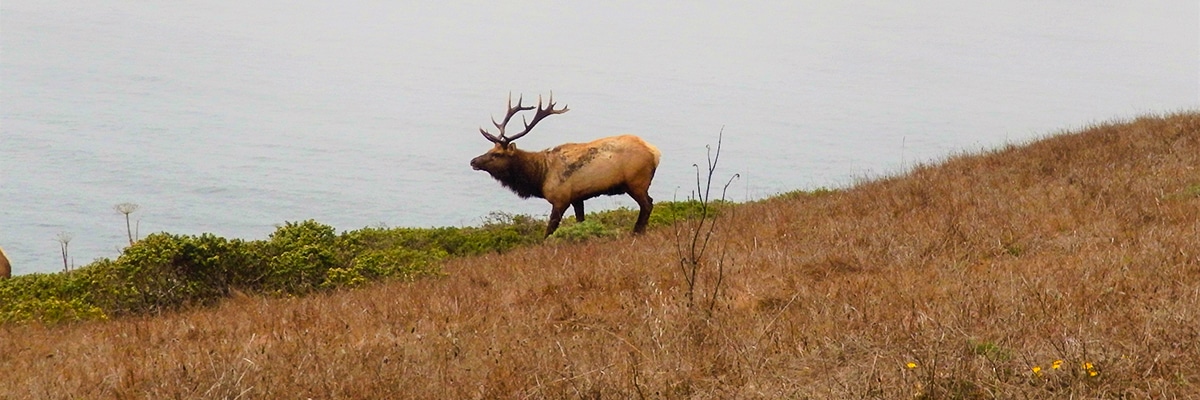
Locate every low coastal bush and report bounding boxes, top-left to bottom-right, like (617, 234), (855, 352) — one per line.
(0, 200), (722, 324)
(550, 220), (620, 243)
(0, 271), (105, 323)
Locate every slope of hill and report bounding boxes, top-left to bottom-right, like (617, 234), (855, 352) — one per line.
(2, 113), (1198, 398)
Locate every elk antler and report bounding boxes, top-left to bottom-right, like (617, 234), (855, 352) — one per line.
(480, 93), (532, 144)
(503, 93), (569, 143)
(479, 92), (569, 144)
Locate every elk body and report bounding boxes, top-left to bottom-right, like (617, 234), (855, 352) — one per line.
(0, 245), (11, 279)
(470, 94), (661, 237)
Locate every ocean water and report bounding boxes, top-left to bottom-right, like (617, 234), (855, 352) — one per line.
(2, 1), (1196, 274)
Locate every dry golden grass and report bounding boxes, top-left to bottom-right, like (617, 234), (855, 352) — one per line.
(3, 113), (1199, 399)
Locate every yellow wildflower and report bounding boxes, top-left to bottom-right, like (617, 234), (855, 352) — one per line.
(906, 362), (917, 369)
(1051, 360), (1062, 369)
(1031, 366), (1042, 375)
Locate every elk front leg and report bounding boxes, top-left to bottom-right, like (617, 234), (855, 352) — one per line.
(572, 200), (586, 222)
(545, 202), (570, 237)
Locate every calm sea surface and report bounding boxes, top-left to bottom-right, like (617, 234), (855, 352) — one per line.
(2, 1), (1196, 274)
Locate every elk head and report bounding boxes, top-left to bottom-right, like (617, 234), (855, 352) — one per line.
(469, 93), (569, 175)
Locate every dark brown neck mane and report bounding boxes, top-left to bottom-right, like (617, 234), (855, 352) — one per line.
(489, 149), (548, 199)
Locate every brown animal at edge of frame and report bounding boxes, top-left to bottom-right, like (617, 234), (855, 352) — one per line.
(0, 245), (11, 279)
(470, 93), (661, 237)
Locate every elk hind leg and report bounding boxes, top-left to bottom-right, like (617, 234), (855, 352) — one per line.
(572, 200), (586, 222)
(629, 189), (654, 234)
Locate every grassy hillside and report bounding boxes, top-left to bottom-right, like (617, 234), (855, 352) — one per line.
(2, 113), (1198, 398)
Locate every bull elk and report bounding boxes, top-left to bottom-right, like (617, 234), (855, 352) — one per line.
(470, 93), (661, 237)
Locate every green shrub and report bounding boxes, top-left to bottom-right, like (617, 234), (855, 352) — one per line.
(321, 267), (368, 288)
(255, 220), (341, 294)
(527, 200), (732, 237)
(470, 212), (544, 252)
(0, 272), (107, 323)
(325, 247), (446, 289)
(264, 244), (338, 294)
(586, 207), (639, 230)
(340, 215), (541, 260)
(550, 220), (619, 243)
(649, 199), (730, 227)
(2, 297), (106, 324)
(0, 270), (91, 303)
(777, 187), (838, 200)
(268, 220), (337, 248)
(481, 211), (544, 237)
(96, 233), (258, 314)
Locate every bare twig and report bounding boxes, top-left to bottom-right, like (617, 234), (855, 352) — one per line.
(55, 232), (73, 272)
(675, 128), (739, 312)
